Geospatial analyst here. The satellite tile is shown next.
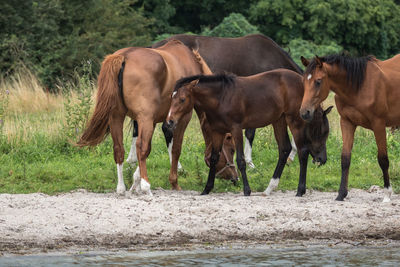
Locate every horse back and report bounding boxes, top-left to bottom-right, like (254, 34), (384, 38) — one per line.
(152, 34), (303, 75)
(229, 69), (303, 127)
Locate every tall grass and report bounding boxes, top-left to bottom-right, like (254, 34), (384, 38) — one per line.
(0, 69), (399, 195)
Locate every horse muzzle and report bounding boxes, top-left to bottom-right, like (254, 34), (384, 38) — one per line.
(165, 119), (177, 130)
(300, 108), (314, 122)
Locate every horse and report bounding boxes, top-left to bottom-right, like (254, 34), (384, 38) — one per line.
(166, 70), (332, 196)
(300, 53), (400, 202)
(77, 40), (237, 196)
(126, 34), (303, 168)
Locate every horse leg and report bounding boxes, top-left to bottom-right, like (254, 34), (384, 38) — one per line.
(244, 128), (256, 168)
(373, 124), (392, 202)
(109, 113), (126, 195)
(336, 118), (356, 201)
(201, 132), (225, 195)
(168, 112), (192, 190)
(135, 119), (156, 196)
(126, 120), (138, 165)
(287, 137), (298, 163)
(263, 117), (291, 196)
(233, 127), (251, 196)
(162, 121), (183, 171)
(295, 144), (310, 197)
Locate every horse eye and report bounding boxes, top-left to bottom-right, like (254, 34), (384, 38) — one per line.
(315, 79), (322, 87)
(180, 97), (185, 103)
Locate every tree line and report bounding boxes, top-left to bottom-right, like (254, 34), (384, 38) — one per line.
(1, 0), (399, 90)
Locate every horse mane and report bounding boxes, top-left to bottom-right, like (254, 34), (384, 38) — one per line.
(306, 53), (376, 92)
(174, 73), (236, 92)
(192, 49), (212, 75)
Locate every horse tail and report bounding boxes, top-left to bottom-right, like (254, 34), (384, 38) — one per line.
(77, 54), (125, 147)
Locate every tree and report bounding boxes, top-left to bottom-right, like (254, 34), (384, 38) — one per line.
(169, 0), (257, 32)
(202, 13), (259, 38)
(0, 0), (154, 89)
(250, 0), (400, 58)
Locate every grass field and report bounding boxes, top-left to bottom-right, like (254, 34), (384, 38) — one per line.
(1, 71), (399, 195)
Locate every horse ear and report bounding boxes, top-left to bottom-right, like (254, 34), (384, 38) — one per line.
(189, 79), (199, 88)
(300, 56), (309, 67)
(315, 55), (323, 67)
(324, 106), (334, 115)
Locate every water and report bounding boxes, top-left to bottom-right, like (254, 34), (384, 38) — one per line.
(1, 246), (400, 266)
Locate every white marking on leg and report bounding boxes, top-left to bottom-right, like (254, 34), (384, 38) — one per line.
(116, 163), (126, 195)
(126, 137), (138, 165)
(129, 166), (141, 193)
(383, 186), (393, 203)
(244, 138), (255, 168)
(307, 74), (312, 80)
(288, 137), (297, 162)
(168, 138), (182, 170)
(262, 178), (280, 196)
(140, 178), (153, 196)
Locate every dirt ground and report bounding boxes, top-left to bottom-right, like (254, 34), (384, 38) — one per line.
(1, 187), (399, 254)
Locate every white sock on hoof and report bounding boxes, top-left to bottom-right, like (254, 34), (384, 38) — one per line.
(129, 166), (141, 193)
(140, 178), (152, 196)
(126, 137), (138, 165)
(116, 164), (126, 195)
(262, 178), (280, 196)
(383, 186), (393, 203)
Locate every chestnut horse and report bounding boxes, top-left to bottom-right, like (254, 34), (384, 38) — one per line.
(139, 34), (304, 168)
(77, 40), (237, 195)
(300, 54), (400, 202)
(166, 70), (331, 196)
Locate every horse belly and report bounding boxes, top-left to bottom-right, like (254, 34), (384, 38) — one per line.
(242, 110), (280, 129)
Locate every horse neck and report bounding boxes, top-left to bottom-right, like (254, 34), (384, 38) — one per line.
(325, 64), (356, 101)
(193, 82), (223, 112)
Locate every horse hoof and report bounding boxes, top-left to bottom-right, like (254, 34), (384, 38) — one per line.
(244, 190), (251, 196)
(171, 184), (182, 191)
(335, 195), (345, 201)
(140, 178), (152, 196)
(201, 190), (210, 195)
(247, 161), (255, 169)
(295, 192), (304, 197)
(116, 185), (126, 195)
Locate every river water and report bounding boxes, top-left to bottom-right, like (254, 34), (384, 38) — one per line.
(1, 245), (400, 266)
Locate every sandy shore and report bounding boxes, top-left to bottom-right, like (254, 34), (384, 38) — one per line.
(1, 188), (399, 254)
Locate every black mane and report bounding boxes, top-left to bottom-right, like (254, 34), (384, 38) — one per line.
(174, 73), (236, 92)
(305, 54), (375, 91)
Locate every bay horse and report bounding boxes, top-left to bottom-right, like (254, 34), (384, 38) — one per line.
(127, 34), (303, 168)
(166, 70), (332, 196)
(300, 53), (400, 202)
(77, 40), (237, 196)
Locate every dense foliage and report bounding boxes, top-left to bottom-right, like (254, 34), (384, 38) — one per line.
(1, 0), (399, 89)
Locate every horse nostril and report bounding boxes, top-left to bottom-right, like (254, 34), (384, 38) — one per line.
(167, 120), (174, 128)
(301, 110), (312, 122)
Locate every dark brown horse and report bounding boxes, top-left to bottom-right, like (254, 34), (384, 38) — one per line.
(166, 70), (332, 196)
(77, 40), (237, 196)
(151, 34), (304, 167)
(300, 53), (400, 202)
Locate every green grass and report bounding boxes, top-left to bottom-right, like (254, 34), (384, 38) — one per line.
(1, 107), (400, 195)
(1, 76), (400, 196)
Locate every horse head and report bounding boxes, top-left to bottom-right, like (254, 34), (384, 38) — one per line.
(304, 105), (333, 165)
(300, 56), (331, 122)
